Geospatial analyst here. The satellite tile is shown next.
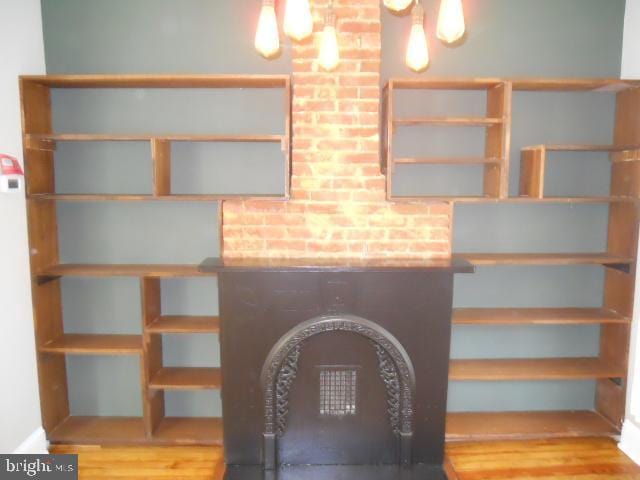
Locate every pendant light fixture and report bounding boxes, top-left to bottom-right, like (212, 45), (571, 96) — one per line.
(284, 0), (314, 41)
(383, 0), (414, 13)
(405, 1), (430, 72)
(255, 0), (280, 59)
(436, 0), (465, 44)
(318, 1), (340, 71)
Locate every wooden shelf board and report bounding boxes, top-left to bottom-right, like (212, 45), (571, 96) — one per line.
(49, 416), (147, 444)
(511, 78), (640, 92)
(40, 334), (142, 355)
(26, 133), (283, 144)
(390, 196), (637, 204)
(452, 308), (629, 325)
(449, 357), (624, 381)
(149, 367), (222, 390)
(390, 196), (482, 204)
(454, 252), (633, 269)
(446, 410), (619, 442)
(48, 416), (224, 445)
(395, 157), (502, 165)
(390, 77), (640, 92)
(514, 196), (637, 203)
(394, 117), (503, 127)
(39, 334), (142, 355)
(153, 417), (223, 445)
(22, 74), (289, 89)
(37, 264), (216, 281)
(522, 144), (640, 152)
(391, 78), (505, 90)
(28, 193), (285, 202)
(147, 316), (220, 334)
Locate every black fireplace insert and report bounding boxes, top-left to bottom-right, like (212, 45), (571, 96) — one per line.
(199, 257), (474, 480)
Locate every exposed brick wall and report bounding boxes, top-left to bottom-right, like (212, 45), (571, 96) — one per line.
(222, 0), (452, 259)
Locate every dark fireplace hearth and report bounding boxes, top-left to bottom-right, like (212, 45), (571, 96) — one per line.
(199, 258), (473, 480)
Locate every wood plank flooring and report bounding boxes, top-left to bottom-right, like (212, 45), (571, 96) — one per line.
(50, 437), (640, 480)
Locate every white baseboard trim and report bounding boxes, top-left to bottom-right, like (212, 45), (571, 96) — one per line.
(11, 427), (48, 455)
(619, 420), (640, 466)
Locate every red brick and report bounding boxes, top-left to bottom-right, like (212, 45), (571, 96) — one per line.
(222, 0), (451, 260)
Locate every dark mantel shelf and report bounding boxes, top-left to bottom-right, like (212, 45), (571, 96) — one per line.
(198, 257), (475, 274)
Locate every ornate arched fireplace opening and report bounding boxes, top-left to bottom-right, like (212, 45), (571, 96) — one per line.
(260, 315), (416, 469)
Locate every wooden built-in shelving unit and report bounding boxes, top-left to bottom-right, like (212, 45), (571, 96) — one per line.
(384, 77), (640, 442)
(383, 77), (640, 204)
(23, 75), (640, 446)
(20, 74), (292, 447)
(21, 74), (292, 202)
(382, 78), (512, 201)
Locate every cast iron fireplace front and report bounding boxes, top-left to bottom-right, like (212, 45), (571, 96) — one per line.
(199, 257), (474, 480)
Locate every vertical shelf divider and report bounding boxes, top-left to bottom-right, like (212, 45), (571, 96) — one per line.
(141, 277), (165, 438)
(151, 138), (171, 197)
(519, 146), (546, 199)
(483, 81), (512, 198)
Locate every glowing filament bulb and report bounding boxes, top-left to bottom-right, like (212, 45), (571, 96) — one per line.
(405, 3), (430, 72)
(437, 0), (465, 44)
(383, 0), (414, 13)
(318, 7), (339, 71)
(284, 0), (313, 41)
(255, 0), (280, 59)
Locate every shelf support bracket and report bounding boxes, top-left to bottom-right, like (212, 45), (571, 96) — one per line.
(604, 262), (632, 274)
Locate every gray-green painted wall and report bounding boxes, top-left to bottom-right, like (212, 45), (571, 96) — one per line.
(41, 0), (625, 417)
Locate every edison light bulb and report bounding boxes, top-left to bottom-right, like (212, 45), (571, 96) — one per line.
(255, 0), (280, 59)
(383, 0), (414, 12)
(437, 0), (465, 44)
(318, 8), (339, 71)
(406, 4), (429, 72)
(284, 0), (313, 41)
(319, 25), (339, 71)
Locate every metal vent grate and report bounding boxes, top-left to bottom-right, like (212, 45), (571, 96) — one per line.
(319, 368), (357, 416)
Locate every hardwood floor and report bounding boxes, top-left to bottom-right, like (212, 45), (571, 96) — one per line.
(50, 437), (640, 480)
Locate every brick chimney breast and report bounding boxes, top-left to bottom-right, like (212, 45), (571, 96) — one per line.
(222, 0), (452, 259)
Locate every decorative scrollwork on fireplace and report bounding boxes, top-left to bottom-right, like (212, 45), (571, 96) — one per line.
(261, 314), (416, 438)
(274, 344), (301, 436)
(372, 342), (401, 433)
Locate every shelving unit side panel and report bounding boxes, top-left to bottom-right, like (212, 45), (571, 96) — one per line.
(596, 86), (640, 428)
(26, 203), (69, 432)
(21, 82), (55, 196)
(22, 79), (70, 433)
